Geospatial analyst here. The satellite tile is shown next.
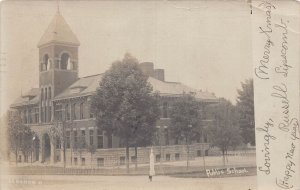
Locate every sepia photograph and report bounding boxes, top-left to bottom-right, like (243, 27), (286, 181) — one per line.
(0, 1), (257, 190)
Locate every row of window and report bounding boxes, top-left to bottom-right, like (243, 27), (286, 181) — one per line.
(41, 53), (77, 71)
(70, 153), (183, 167)
(41, 87), (52, 101)
(21, 108), (39, 124)
(155, 153), (180, 162)
(72, 157), (104, 167)
(56, 129), (112, 149)
(54, 102), (91, 122)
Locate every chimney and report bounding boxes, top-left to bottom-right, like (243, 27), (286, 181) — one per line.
(153, 69), (165, 81)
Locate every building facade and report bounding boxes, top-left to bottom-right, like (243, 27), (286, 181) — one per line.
(10, 11), (218, 167)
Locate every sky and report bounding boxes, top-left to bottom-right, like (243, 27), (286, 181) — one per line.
(1, 0), (253, 114)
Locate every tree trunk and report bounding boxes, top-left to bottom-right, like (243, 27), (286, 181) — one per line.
(186, 142), (190, 170)
(63, 141), (66, 169)
(134, 145), (138, 170)
(91, 152), (93, 169)
(222, 149), (225, 166)
(71, 148), (73, 166)
(202, 152), (206, 170)
(15, 148), (18, 166)
(63, 124), (66, 169)
(126, 141), (129, 174)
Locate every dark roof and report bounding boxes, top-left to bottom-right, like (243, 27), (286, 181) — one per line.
(38, 12), (80, 47)
(53, 74), (217, 101)
(10, 88), (40, 108)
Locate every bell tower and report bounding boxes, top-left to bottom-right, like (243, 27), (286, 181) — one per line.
(38, 11), (80, 123)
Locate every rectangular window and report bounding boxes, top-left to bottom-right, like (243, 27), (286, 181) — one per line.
(45, 88), (47, 100)
(44, 107), (47, 123)
(74, 131), (78, 147)
(97, 129), (103, 149)
(28, 109), (32, 124)
(108, 134), (113, 148)
(49, 87), (52, 99)
(72, 103), (77, 120)
(131, 156), (137, 163)
(66, 131), (70, 149)
(175, 153), (180, 161)
(197, 150), (201, 157)
(81, 130), (86, 148)
(65, 104), (70, 120)
(155, 154), (161, 162)
(23, 110), (27, 124)
(55, 104), (63, 121)
(89, 112), (94, 118)
(89, 130), (94, 146)
(120, 157), (125, 165)
(81, 158), (85, 166)
(205, 150), (209, 156)
(74, 157), (78, 165)
(34, 108), (39, 123)
(80, 103), (84, 119)
(97, 158), (104, 167)
(56, 137), (61, 149)
(48, 106), (52, 122)
(166, 154), (171, 161)
(164, 128), (169, 145)
(162, 102), (168, 118)
(204, 134), (208, 143)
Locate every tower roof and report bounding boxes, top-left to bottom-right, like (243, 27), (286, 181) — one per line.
(38, 12), (80, 47)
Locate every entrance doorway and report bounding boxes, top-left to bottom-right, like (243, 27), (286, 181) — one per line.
(43, 133), (51, 163)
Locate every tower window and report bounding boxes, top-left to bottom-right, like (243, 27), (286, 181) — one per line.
(48, 87), (51, 99)
(42, 54), (49, 71)
(41, 89), (44, 101)
(45, 88), (47, 100)
(60, 53), (71, 70)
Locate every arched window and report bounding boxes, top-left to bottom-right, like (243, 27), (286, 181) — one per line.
(60, 53), (71, 70)
(45, 88), (47, 100)
(42, 54), (49, 71)
(41, 89), (44, 101)
(48, 87), (51, 99)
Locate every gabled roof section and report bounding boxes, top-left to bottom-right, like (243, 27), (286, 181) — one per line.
(53, 73), (217, 102)
(53, 74), (104, 100)
(10, 88), (40, 108)
(38, 12), (80, 47)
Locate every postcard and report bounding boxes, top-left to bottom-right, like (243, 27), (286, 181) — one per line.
(0, 0), (299, 190)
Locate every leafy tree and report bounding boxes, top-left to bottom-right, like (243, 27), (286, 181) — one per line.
(7, 110), (34, 164)
(90, 53), (160, 173)
(49, 120), (67, 167)
(206, 99), (243, 165)
(169, 93), (201, 170)
(73, 130), (86, 164)
(20, 127), (34, 163)
(236, 79), (255, 145)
